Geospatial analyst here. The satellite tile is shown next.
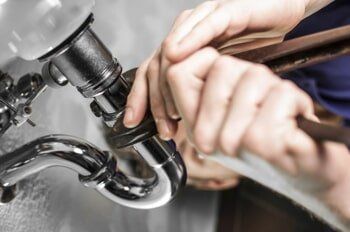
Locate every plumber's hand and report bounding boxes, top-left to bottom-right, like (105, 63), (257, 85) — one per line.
(155, 47), (350, 180)
(155, 48), (350, 219)
(174, 121), (239, 191)
(162, 47), (314, 173)
(124, 0), (312, 139)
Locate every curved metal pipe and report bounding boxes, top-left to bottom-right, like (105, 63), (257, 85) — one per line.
(0, 134), (186, 209)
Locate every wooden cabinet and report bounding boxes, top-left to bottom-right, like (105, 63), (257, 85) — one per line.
(216, 179), (335, 232)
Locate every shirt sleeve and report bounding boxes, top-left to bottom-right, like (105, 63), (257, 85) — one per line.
(284, 0), (350, 120)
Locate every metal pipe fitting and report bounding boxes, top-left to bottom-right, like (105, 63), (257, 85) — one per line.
(38, 14), (187, 209)
(0, 134), (186, 209)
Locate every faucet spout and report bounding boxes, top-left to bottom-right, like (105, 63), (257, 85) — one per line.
(0, 134), (186, 209)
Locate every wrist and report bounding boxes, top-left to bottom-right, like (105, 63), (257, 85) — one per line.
(322, 162), (350, 221)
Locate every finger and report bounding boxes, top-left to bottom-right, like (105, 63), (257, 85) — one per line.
(147, 52), (177, 140)
(124, 54), (154, 128)
(166, 47), (220, 137)
(192, 56), (246, 154)
(170, 9), (194, 33)
(159, 9), (194, 119)
(219, 63), (280, 156)
(159, 56), (180, 119)
(285, 129), (319, 175)
(244, 81), (316, 175)
(185, 153), (238, 180)
(173, 120), (187, 144)
(274, 84), (319, 174)
(159, 2), (219, 119)
(257, 81), (315, 120)
(164, 1), (219, 48)
(166, 5), (249, 62)
(184, 142), (240, 190)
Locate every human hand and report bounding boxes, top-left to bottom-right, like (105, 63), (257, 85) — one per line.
(162, 47), (350, 220)
(174, 121), (239, 191)
(124, 0), (316, 139)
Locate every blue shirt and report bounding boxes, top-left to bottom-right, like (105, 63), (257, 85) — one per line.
(284, 0), (350, 122)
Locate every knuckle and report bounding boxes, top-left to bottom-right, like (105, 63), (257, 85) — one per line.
(269, 145), (287, 161)
(275, 81), (314, 111)
(257, 143), (286, 164)
(279, 80), (298, 92)
(213, 55), (234, 70)
(242, 123), (290, 165)
(257, 142), (283, 162)
(193, 127), (212, 154)
(222, 29), (235, 39)
(248, 64), (272, 75)
(161, 39), (171, 52)
(202, 47), (220, 58)
(219, 131), (236, 156)
(243, 125), (270, 157)
(273, 80), (299, 98)
(260, 151), (275, 162)
(245, 126), (264, 146)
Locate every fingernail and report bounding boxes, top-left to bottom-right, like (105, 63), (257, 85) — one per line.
(123, 107), (135, 128)
(170, 113), (180, 120)
(156, 119), (171, 140)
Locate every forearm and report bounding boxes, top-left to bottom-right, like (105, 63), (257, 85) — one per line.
(304, 0), (334, 17)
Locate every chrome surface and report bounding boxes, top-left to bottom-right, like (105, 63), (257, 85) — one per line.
(0, 1), (216, 231)
(41, 62), (68, 88)
(0, 134), (186, 209)
(48, 27), (122, 99)
(38, 18), (187, 210)
(0, 71), (46, 135)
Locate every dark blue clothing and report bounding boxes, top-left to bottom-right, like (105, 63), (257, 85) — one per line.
(268, 4), (349, 231)
(284, 0), (350, 122)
